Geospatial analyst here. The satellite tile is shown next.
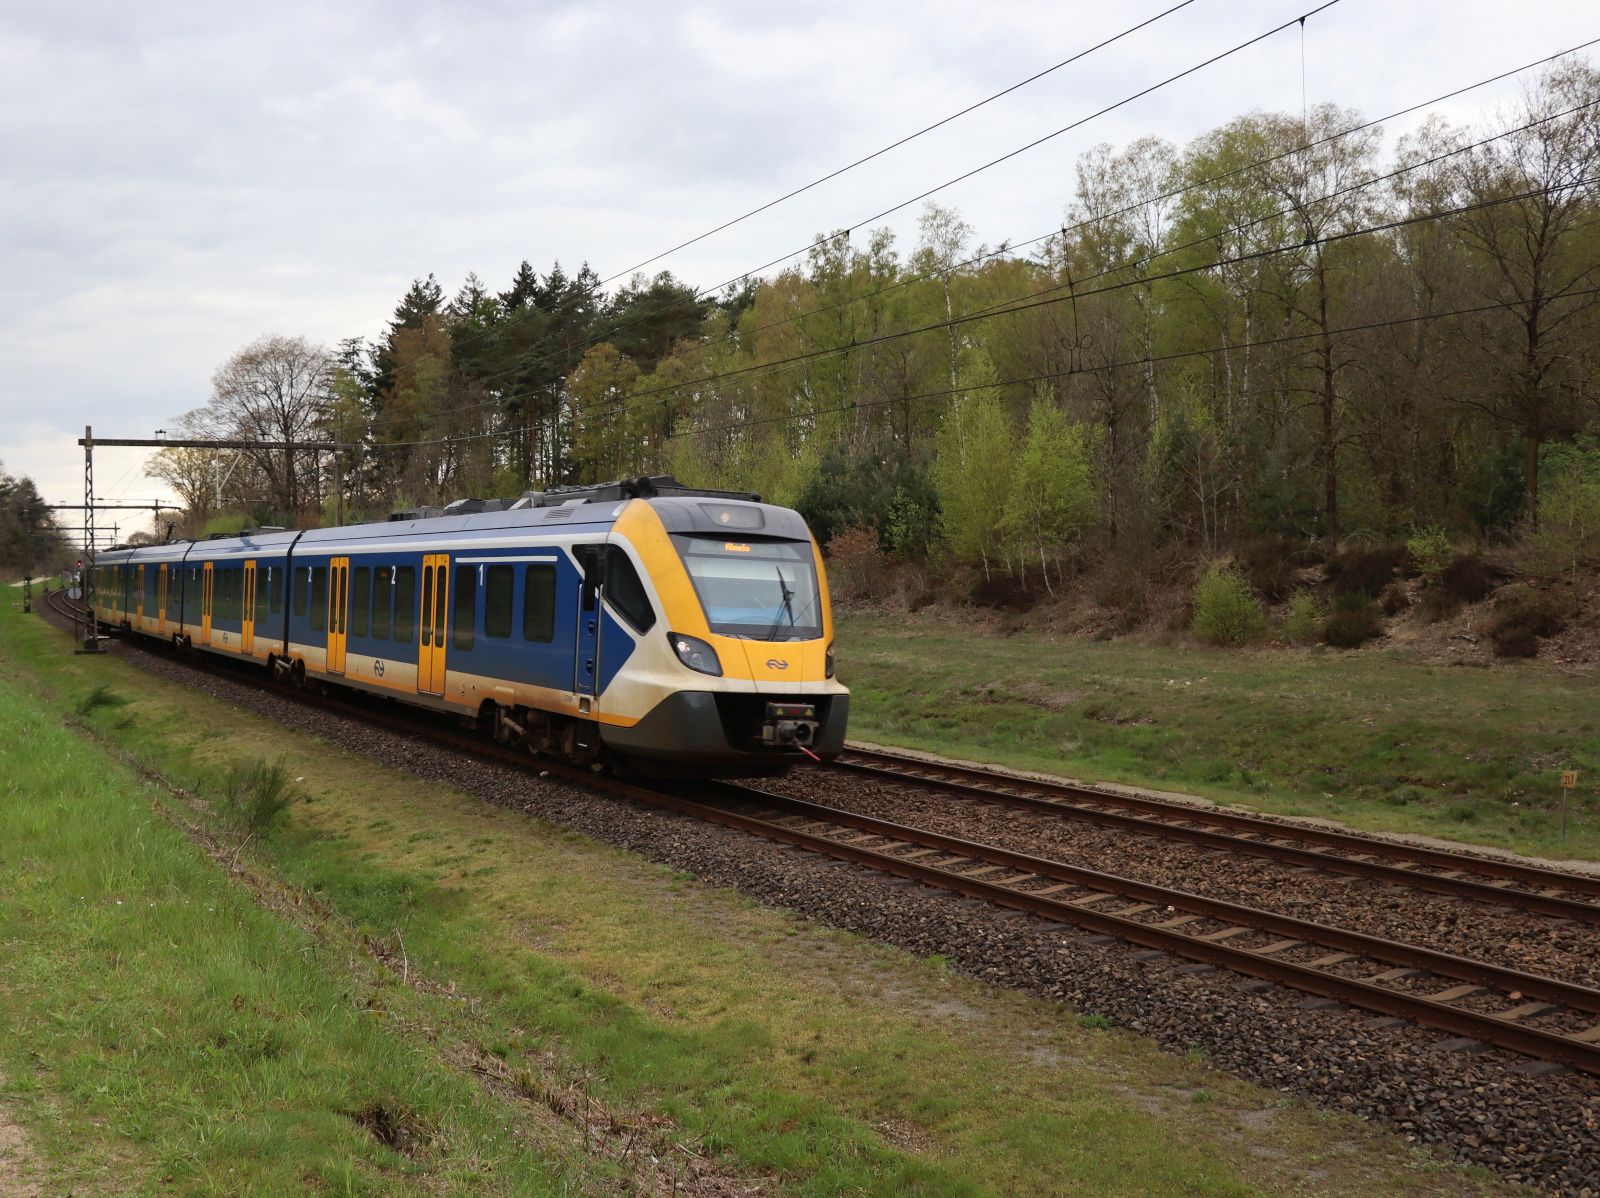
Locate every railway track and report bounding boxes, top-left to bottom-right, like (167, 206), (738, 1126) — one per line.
(43, 586), (85, 623)
(828, 746), (1600, 926)
(35, 597), (1600, 1076)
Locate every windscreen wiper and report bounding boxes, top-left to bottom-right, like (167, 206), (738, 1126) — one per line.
(764, 567), (796, 641)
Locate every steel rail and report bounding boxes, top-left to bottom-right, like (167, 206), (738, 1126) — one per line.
(830, 747), (1600, 923)
(41, 607), (1600, 1073)
(674, 783), (1600, 1075)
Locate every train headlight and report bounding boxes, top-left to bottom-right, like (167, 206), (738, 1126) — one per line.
(670, 632), (722, 676)
(825, 641), (835, 678)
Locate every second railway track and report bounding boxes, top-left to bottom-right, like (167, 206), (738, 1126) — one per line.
(828, 745), (1600, 925)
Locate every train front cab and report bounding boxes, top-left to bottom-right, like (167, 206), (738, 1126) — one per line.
(595, 497), (849, 771)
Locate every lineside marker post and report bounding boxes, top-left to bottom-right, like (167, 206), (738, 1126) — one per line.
(1561, 771), (1578, 843)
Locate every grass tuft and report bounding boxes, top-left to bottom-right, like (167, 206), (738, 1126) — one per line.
(74, 684), (129, 716)
(216, 757), (303, 839)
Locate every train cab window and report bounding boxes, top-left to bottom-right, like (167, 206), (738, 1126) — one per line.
(604, 547), (656, 634)
(484, 565), (513, 639)
(351, 567), (371, 638)
(372, 567), (392, 640)
(452, 565), (476, 651)
(310, 567), (327, 631)
(269, 567), (283, 615)
(293, 567), (309, 618)
(522, 565), (556, 643)
(392, 567), (415, 644)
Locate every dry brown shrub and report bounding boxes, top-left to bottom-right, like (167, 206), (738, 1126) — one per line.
(823, 525), (887, 606)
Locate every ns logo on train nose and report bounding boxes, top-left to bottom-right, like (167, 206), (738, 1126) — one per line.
(765, 659), (789, 670)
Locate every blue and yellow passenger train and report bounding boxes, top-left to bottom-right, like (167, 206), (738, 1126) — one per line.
(89, 478), (848, 774)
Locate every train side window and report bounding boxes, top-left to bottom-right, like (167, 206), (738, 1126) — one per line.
(452, 565), (476, 651)
(522, 564), (556, 643)
(310, 567), (327, 631)
(393, 566), (415, 644)
(255, 568), (268, 620)
(270, 567), (283, 614)
(351, 567), (371, 638)
(604, 547), (656, 634)
(372, 567), (392, 640)
(293, 567), (308, 618)
(484, 565), (513, 639)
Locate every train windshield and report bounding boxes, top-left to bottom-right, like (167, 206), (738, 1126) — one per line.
(670, 535), (822, 641)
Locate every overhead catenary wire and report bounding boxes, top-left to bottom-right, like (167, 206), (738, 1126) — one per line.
(386, 0), (1343, 415)
(664, 284), (1600, 443)
(362, 0), (1207, 403)
(361, 175), (1600, 456)
(478, 134), (1600, 438)
(366, 34), (1598, 437)
(595, 0), (1202, 287)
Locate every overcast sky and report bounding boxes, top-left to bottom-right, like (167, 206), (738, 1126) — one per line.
(3, 0), (1595, 529)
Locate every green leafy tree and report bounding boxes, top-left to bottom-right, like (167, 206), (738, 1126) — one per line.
(1004, 404), (1101, 592)
(934, 359), (1015, 577)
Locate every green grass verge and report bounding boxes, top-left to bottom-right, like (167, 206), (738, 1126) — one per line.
(836, 610), (1600, 861)
(0, 603), (1519, 1196)
(0, 651), (580, 1193)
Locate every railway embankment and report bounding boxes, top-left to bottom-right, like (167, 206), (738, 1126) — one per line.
(834, 608), (1600, 864)
(0, 599), (1534, 1195)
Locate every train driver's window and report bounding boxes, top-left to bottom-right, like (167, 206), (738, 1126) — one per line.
(522, 565), (556, 643)
(604, 547), (656, 633)
(393, 567), (415, 644)
(452, 565), (476, 651)
(484, 565), (514, 639)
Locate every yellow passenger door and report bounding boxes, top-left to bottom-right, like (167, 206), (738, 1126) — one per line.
(158, 564), (168, 635)
(418, 553), (449, 695)
(326, 557), (349, 674)
(242, 560), (256, 656)
(201, 562), (213, 645)
(135, 565), (145, 625)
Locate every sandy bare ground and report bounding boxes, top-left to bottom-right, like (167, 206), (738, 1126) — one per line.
(0, 1079), (42, 1198)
